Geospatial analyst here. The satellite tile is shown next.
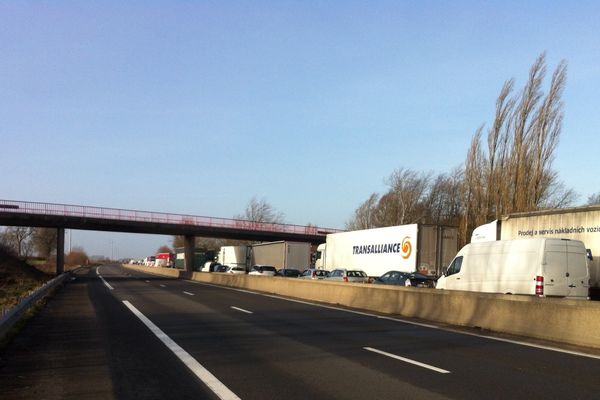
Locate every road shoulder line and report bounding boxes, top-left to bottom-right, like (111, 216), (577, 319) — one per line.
(122, 300), (240, 400)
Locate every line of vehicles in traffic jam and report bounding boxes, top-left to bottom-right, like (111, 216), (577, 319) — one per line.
(130, 206), (600, 300)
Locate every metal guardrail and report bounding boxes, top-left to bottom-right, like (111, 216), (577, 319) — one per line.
(0, 272), (71, 340)
(0, 199), (342, 236)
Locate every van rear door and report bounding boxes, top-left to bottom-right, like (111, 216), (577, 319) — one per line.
(566, 241), (589, 298)
(543, 240), (569, 297)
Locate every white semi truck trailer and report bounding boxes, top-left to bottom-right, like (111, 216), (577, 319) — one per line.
(250, 241), (311, 270)
(315, 224), (458, 278)
(470, 205), (600, 297)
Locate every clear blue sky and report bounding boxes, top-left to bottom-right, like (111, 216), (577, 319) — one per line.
(2, 1), (599, 258)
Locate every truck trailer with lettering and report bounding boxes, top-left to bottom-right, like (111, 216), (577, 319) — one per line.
(315, 224), (458, 278)
(470, 205), (600, 297)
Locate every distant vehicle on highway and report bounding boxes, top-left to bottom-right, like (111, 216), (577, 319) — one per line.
(324, 269), (368, 283)
(144, 256), (156, 267)
(202, 261), (224, 272)
(226, 266), (247, 274)
(249, 265), (277, 276)
(214, 264), (229, 273)
(300, 269), (329, 280)
(277, 268), (301, 278)
(373, 271), (436, 288)
(155, 252), (175, 268)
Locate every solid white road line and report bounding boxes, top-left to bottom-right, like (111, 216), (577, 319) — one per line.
(160, 284), (166, 288)
(122, 301), (240, 400)
(100, 276), (114, 290)
(230, 306), (253, 314)
(96, 267), (114, 290)
(183, 291), (195, 296)
(364, 347), (451, 374)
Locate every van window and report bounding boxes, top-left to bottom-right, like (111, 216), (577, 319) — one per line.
(447, 256), (463, 276)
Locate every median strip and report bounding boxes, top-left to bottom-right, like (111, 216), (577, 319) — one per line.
(363, 347), (450, 374)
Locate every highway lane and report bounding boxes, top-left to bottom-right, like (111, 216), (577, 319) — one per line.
(2, 264), (600, 399)
(0, 266), (220, 399)
(103, 264), (600, 399)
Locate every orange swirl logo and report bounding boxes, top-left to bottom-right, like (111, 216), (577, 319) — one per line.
(401, 237), (412, 259)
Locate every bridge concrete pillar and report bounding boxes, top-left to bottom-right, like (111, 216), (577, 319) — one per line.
(184, 235), (195, 273)
(56, 227), (65, 275)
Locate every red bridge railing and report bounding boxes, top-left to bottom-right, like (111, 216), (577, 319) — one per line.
(0, 199), (342, 236)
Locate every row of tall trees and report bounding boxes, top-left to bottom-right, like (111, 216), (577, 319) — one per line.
(347, 53), (580, 245)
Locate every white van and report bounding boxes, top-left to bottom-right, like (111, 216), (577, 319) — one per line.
(436, 238), (589, 298)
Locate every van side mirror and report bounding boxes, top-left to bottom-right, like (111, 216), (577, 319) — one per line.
(587, 249), (593, 261)
(441, 267), (448, 276)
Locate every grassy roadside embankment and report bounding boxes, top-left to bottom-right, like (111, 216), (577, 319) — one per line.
(0, 249), (53, 316)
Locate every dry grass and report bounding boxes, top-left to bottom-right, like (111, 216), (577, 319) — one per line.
(0, 249), (52, 314)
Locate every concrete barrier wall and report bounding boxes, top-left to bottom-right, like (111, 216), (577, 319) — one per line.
(123, 265), (600, 349)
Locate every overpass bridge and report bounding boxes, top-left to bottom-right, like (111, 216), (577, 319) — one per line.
(0, 199), (342, 274)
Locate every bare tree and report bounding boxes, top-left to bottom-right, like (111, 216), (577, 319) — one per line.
(587, 192), (600, 206)
(386, 168), (432, 224)
(346, 168), (462, 230)
(235, 196), (285, 224)
(33, 228), (58, 259)
(462, 53), (571, 242)
(157, 245), (173, 253)
(1, 226), (34, 257)
(66, 246), (89, 266)
(346, 193), (379, 230)
(426, 167), (464, 226)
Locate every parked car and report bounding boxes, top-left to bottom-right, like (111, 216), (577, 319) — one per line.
(324, 269), (369, 283)
(249, 265), (277, 276)
(277, 268), (302, 278)
(300, 269), (330, 280)
(373, 270), (436, 288)
(226, 266), (247, 275)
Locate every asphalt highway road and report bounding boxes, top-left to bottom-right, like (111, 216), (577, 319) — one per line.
(1, 264), (599, 399)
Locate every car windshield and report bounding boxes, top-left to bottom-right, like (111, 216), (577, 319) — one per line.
(262, 266), (277, 272)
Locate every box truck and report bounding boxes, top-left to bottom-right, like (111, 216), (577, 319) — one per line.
(218, 246), (249, 270)
(250, 241), (311, 270)
(471, 205), (600, 296)
(436, 238), (589, 298)
(315, 224), (458, 277)
(155, 252), (175, 268)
